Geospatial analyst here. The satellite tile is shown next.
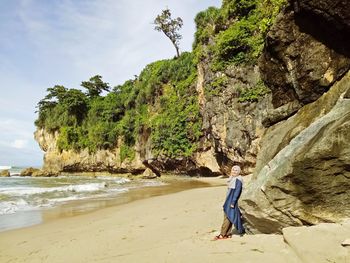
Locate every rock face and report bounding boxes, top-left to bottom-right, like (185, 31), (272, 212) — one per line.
(34, 129), (148, 174)
(35, 64), (271, 177)
(241, 66), (350, 233)
(0, 169), (10, 177)
(259, 2), (350, 108)
(196, 63), (272, 175)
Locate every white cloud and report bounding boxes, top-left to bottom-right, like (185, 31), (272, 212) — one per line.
(11, 139), (28, 149)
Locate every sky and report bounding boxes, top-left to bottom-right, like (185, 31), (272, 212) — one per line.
(0, 0), (222, 167)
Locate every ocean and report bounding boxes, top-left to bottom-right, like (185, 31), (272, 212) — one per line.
(0, 166), (165, 232)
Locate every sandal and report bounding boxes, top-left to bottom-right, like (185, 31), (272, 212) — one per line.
(213, 234), (227, 240)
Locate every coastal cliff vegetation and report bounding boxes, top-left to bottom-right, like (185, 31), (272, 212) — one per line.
(35, 0), (286, 160)
(36, 52), (200, 160)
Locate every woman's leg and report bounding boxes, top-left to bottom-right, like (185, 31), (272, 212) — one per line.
(220, 213), (232, 237)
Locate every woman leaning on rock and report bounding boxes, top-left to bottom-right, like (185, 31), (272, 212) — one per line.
(214, 165), (245, 240)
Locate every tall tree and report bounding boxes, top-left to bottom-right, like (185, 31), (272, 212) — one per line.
(81, 75), (110, 98)
(154, 8), (183, 57)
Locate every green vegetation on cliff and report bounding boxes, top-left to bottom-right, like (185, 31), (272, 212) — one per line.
(36, 52), (201, 158)
(36, 0), (288, 160)
(194, 0), (287, 70)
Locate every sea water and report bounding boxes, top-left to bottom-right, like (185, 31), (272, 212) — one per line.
(0, 166), (165, 231)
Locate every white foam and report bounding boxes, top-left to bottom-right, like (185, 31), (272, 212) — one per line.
(96, 177), (131, 184)
(0, 182), (109, 196)
(0, 199), (30, 215)
(0, 166), (11, 171)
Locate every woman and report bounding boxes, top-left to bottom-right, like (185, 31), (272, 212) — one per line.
(214, 165), (245, 240)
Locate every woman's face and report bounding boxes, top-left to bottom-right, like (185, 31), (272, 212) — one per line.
(231, 167), (240, 177)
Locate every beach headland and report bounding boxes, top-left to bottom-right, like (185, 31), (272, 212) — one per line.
(0, 177), (348, 263)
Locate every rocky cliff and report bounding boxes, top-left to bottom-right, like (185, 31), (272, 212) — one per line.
(241, 0), (350, 233)
(34, 128), (149, 174)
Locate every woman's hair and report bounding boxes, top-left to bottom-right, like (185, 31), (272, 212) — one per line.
(231, 165), (241, 174)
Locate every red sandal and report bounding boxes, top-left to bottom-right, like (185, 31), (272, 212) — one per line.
(213, 234), (227, 240)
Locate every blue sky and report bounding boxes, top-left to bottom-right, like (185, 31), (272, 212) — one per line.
(0, 0), (221, 167)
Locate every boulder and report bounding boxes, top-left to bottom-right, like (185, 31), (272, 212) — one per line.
(20, 167), (41, 177)
(241, 72), (350, 233)
(31, 170), (58, 177)
(141, 168), (158, 179)
(0, 169), (10, 177)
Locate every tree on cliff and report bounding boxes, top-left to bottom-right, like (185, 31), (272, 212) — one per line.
(36, 85), (88, 127)
(81, 75), (110, 98)
(154, 8), (183, 58)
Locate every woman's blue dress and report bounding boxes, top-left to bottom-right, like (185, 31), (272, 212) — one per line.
(223, 179), (245, 234)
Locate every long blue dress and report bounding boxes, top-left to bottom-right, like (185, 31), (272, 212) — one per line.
(223, 179), (245, 234)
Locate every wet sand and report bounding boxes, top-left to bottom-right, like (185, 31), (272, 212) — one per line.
(0, 175), (216, 232)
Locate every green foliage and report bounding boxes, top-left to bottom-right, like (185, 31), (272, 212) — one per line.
(221, 0), (257, 19)
(120, 144), (135, 162)
(205, 75), (229, 96)
(193, 7), (220, 49)
(238, 80), (270, 102)
(36, 52), (201, 159)
(57, 126), (79, 151)
(81, 75), (110, 98)
(36, 87), (88, 130)
(194, 0), (287, 70)
(151, 84), (201, 158)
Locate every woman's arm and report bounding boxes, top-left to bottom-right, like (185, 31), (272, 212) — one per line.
(230, 179), (242, 208)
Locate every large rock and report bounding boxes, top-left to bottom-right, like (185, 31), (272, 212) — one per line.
(20, 167), (41, 177)
(295, 0), (350, 33)
(0, 169), (10, 177)
(141, 168), (158, 179)
(259, 2), (350, 108)
(241, 72), (350, 233)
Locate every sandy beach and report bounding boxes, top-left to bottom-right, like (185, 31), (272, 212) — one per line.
(0, 178), (349, 263)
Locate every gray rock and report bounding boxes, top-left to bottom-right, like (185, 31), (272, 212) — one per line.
(262, 100), (302, 127)
(241, 71), (350, 233)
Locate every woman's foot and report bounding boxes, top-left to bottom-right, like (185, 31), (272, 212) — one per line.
(213, 234), (227, 240)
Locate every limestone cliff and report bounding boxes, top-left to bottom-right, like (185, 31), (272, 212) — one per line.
(195, 63), (272, 176)
(34, 128), (149, 174)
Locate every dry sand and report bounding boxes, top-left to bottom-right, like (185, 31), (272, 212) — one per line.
(0, 178), (348, 263)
